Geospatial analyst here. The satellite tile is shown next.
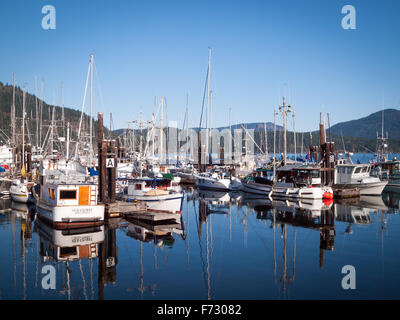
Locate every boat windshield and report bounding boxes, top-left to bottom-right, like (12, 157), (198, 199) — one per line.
(296, 170), (320, 178)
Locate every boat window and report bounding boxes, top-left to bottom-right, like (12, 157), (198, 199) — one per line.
(361, 166), (368, 173)
(310, 170), (320, 178)
(59, 190), (77, 200)
(135, 184), (142, 190)
(354, 167), (362, 174)
(48, 188), (55, 200)
(60, 247), (77, 258)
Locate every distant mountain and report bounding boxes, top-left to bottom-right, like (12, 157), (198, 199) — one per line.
(330, 108), (400, 140)
(216, 122), (283, 131)
(114, 122), (283, 135)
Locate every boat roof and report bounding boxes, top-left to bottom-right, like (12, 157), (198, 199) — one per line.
(336, 163), (370, 167)
(277, 164), (322, 171)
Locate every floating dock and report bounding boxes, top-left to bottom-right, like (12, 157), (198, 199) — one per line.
(333, 187), (360, 199)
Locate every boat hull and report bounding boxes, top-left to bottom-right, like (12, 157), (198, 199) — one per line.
(121, 193), (184, 213)
(272, 186), (333, 200)
(195, 176), (242, 191)
(335, 181), (387, 196)
(10, 192), (31, 203)
(36, 200), (105, 229)
(242, 181), (272, 195)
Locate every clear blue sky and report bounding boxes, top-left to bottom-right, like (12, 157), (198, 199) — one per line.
(1, 0), (399, 131)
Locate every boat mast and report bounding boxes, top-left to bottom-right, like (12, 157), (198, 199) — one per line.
(34, 76), (39, 149)
(205, 47), (211, 165)
(66, 122), (70, 160)
(22, 86), (26, 169)
(39, 80), (44, 152)
(273, 108), (278, 182)
(61, 81), (65, 138)
(11, 74), (16, 170)
(160, 97), (164, 164)
(89, 53), (94, 165)
(264, 122), (268, 156)
(293, 108), (296, 162)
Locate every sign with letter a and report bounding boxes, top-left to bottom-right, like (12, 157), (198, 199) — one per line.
(106, 158), (115, 168)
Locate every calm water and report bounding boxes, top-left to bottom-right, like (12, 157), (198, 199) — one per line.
(0, 187), (400, 300)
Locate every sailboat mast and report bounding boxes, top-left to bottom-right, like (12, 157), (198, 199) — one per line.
(205, 47), (211, 165)
(11, 73), (16, 152)
(273, 108), (277, 182)
(293, 108), (296, 162)
(39, 80), (44, 151)
(62, 81), (65, 137)
(89, 54), (94, 164)
(22, 87), (26, 168)
(160, 97), (164, 164)
(66, 122), (70, 160)
(282, 97), (287, 164)
(35, 76), (39, 149)
(264, 122), (268, 155)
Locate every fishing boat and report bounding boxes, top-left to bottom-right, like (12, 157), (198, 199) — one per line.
(334, 162), (387, 196)
(119, 177), (184, 213)
(194, 170), (242, 191)
(10, 179), (34, 203)
(271, 165), (334, 200)
(33, 159), (104, 229)
(372, 158), (400, 193)
(242, 168), (274, 195)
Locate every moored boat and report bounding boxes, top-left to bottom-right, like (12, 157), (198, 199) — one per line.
(34, 159), (104, 229)
(271, 165), (334, 200)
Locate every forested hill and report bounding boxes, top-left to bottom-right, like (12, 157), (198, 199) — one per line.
(330, 108), (400, 140)
(0, 81), (110, 143)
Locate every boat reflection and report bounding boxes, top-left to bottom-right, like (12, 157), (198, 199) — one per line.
(34, 218), (106, 300)
(35, 219), (105, 262)
(382, 192), (400, 212)
(124, 217), (184, 247)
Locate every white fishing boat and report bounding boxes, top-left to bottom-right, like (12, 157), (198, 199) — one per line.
(194, 171), (242, 191)
(372, 158), (400, 193)
(242, 168), (274, 195)
(34, 159), (104, 229)
(334, 163), (387, 195)
(119, 177), (184, 213)
(10, 179), (33, 203)
(271, 165), (334, 200)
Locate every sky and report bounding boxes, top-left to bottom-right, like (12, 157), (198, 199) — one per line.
(1, 0), (399, 132)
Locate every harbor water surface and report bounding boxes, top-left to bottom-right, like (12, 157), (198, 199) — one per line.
(0, 186), (399, 300)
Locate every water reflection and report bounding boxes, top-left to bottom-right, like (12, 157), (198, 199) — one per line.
(0, 189), (400, 299)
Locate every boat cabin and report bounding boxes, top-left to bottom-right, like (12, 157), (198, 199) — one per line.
(41, 183), (99, 207)
(334, 163), (372, 185)
(276, 165), (323, 187)
(125, 178), (172, 195)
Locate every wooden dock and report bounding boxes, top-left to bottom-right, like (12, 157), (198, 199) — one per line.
(123, 210), (181, 222)
(105, 201), (147, 218)
(333, 187), (360, 199)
